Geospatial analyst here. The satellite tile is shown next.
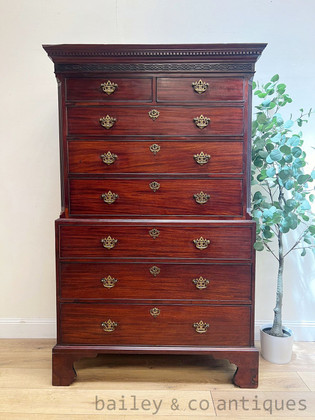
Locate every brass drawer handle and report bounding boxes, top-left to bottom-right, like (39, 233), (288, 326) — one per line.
(101, 319), (118, 332)
(194, 115), (210, 130)
(193, 237), (210, 250)
(149, 228), (160, 239)
(192, 276), (210, 290)
(100, 115), (116, 129)
(150, 143), (160, 155)
(194, 191), (210, 204)
(192, 79), (209, 94)
(149, 266), (160, 277)
(101, 191), (119, 204)
(101, 275), (118, 289)
(101, 236), (118, 249)
(100, 80), (118, 95)
(100, 151), (117, 165)
(149, 181), (160, 192)
(193, 320), (209, 334)
(148, 109), (160, 121)
(150, 307), (160, 318)
(194, 151), (211, 166)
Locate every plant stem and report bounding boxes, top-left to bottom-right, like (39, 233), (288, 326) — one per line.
(270, 228), (284, 337)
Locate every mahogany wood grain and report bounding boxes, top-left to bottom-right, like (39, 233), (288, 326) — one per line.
(68, 178), (243, 217)
(67, 106), (244, 137)
(59, 261), (252, 301)
(157, 77), (244, 102)
(58, 222), (254, 260)
(66, 77), (153, 102)
(68, 140), (244, 175)
(60, 303), (251, 346)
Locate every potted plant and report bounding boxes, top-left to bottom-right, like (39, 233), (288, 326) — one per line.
(251, 74), (315, 363)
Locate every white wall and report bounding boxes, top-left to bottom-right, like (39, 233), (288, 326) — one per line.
(0, 0), (314, 339)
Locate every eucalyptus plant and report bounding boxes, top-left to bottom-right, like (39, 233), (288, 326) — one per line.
(251, 74), (315, 337)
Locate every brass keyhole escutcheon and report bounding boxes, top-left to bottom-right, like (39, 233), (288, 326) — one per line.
(150, 307), (160, 318)
(149, 266), (160, 277)
(150, 143), (161, 155)
(149, 181), (160, 192)
(149, 228), (160, 239)
(148, 109), (160, 121)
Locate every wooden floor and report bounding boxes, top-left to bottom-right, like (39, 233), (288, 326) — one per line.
(0, 340), (314, 419)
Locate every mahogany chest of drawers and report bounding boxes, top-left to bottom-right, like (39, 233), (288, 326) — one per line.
(44, 43), (266, 387)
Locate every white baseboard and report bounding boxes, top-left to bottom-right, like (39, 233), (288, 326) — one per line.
(0, 318), (314, 341)
(255, 320), (315, 341)
(0, 318), (56, 338)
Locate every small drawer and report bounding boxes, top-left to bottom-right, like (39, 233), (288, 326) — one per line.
(60, 303), (251, 346)
(57, 220), (254, 260)
(157, 77), (244, 102)
(68, 140), (244, 175)
(67, 106), (244, 137)
(66, 77), (153, 102)
(59, 262), (252, 302)
(68, 178), (243, 217)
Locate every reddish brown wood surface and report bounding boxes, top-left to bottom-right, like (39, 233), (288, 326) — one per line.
(59, 261), (252, 301)
(67, 106), (244, 137)
(157, 77), (244, 102)
(60, 303), (251, 346)
(66, 77), (153, 102)
(58, 222), (253, 260)
(68, 140), (244, 175)
(68, 178), (243, 216)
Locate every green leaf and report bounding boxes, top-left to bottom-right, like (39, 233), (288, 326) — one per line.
(309, 225), (315, 235)
(285, 179), (294, 190)
(266, 167), (276, 177)
(284, 120), (294, 129)
(277, 83), (286, 94)
(280, 145), (291, 155)
(271, 133), (281, 144)
(301, 199), (311, 210)
(292, 147), (302, 158)
(266, 143), (274, 152)
(271, 74), (279, 82)
(253, 191), (262, 202)
(301, 248), (306, 257)
(254, 241), (264, 251)
(269, 149), (283, 161)
(252, 81), (257, 90)
(288, 136), (300, 146)
(257, 113), (267, 124)
(297, 174), (311, 184)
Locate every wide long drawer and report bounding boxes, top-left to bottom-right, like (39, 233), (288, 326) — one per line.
(59, 303), (251, 346)
(59, 262), (252, 302)
(68, 178), (243, 217)
(67, 106), (244, 137)
(57, 220), (255, 260)
(68, 140), (244, 175)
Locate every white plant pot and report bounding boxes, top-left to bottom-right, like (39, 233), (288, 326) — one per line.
(260, 324), (294, 364)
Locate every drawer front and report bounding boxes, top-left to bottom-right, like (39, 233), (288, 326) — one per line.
(59, 262), (252, 302)
(157, 77), (244, 102)
(60, 303), (251, 346)
(68, 140), (244, 175)
(58, 223), (253, 260)
(67, 106), (244, 137)
(66, 77), (153, 102)
(69, 178), (243, 217)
